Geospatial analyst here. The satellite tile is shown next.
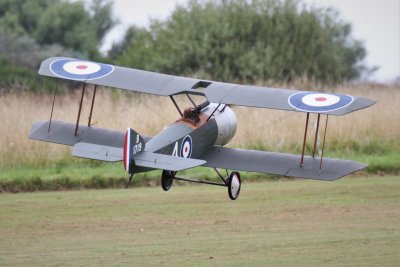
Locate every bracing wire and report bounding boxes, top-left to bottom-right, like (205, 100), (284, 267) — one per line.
(229, 112), (298, 145)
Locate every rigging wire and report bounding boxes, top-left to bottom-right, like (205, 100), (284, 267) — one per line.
(229, 112), (298, 146)
(134, 96), (171, 123)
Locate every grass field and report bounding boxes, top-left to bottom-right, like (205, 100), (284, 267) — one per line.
(0, 176), (399, 266)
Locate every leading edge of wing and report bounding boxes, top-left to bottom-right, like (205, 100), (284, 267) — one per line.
(39, 57), (375, 116)
(200, 146), (367, 181)
(39, 57), (202, 97)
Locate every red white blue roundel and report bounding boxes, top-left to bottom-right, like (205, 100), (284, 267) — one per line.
(180, 135), (193, 158)
(50, 58), (114, 80)
(288, 91), (354, 113)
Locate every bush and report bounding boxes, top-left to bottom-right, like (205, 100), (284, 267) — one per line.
(116, 0), (368, 84)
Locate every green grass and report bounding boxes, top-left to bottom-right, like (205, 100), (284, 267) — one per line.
(1, 148), (399, 192)
(0, 176), (399, 266)
(0, 163), (273, 192)
(329, 150), (400, 174)
(0, 163), (156, 192)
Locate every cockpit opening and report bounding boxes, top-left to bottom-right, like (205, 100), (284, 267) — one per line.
(179, 100), (210, 126)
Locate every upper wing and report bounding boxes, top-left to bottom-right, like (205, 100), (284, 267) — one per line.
(199, 146), (367, 181)
(38, 57), (375, 116)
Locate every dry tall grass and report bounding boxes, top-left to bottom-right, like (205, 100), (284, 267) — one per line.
(1, 84), (399, 166)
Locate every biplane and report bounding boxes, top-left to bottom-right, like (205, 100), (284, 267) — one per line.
(29, 57), (376, 200)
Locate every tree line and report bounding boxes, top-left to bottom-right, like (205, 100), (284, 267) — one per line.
(0, 0), (115, 91)
(0, 0), (369, 92)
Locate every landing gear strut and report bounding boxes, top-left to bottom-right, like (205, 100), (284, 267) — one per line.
(160, 169), (242, 200)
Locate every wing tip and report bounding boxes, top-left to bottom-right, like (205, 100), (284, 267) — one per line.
(29, 120), (49, 139)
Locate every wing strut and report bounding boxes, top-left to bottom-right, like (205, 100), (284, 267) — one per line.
(320, 115), (329, 170)
(88, 85), (97, 126)
(170, 95), (183, 117)
(207, 103), (221, 121)
(48, 79), (58, 134)
(300, 113), (329, 170)
(300, 112), (310, 167)
(75, 82), (86, 136)
(312, 114), (321, 157)
(185, 93), (196, 107)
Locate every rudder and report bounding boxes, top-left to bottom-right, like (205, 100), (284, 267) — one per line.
(123, 128), (145, 174)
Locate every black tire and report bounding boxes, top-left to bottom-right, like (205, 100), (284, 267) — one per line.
(228, 171), (241, 200)
(161, 170), (175, 191)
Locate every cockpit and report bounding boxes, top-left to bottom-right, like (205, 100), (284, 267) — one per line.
(175, 100), (237, 146)
(179, 100), (211, 127)
(183, 107), (200, 125)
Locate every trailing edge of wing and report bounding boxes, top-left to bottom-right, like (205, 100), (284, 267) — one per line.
(200, 146), (367, 181)
(39, 57), (375, 116)
(73, 142), (123, 162)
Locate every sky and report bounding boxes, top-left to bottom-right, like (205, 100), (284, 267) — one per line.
(103, 0), (400, 83)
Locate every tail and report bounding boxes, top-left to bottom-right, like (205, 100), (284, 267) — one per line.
(123, 128), (146, 174)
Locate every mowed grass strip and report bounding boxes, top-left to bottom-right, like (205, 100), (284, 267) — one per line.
(0, 176), (399, 266)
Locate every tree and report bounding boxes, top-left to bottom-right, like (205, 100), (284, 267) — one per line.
(0, 32), (83, 92)
(0, 0), (116, 57)
(0, 0), (116, 91)
(0, 0), (55, 35)
(108, 26), (144, 59)
(34, 2), (98, 57)
(90, 0), (117, 42)
(116, 0), (368, 83)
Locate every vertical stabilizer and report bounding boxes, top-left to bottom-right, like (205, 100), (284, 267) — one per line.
(123, 128), (145, 174)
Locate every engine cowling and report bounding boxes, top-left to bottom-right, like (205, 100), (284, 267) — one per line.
(202, 103), (237, 145)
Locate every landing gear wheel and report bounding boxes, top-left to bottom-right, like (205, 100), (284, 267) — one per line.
(228, 171), (241, 200)
(161, 170), (175, 191)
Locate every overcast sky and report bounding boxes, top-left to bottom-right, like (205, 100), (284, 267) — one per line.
(103, 0), (400, 83)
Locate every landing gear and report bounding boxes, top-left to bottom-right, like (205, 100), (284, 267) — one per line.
(160, 169), (241, 200)
(228, 171), (241, 200)
(161, 170), (175, 191)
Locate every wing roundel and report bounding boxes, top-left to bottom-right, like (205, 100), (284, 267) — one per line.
(50, 58), (114, 81)
(288, 92), (355, 113)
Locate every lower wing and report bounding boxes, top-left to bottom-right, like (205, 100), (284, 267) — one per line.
(30, 121), (365, 179)
(199, 146), (366, 181)
(73, 142), (205, 171)
(29, 120), (204, 171)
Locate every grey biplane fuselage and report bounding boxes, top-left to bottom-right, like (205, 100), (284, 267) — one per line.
(147, 103), (236, 165)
